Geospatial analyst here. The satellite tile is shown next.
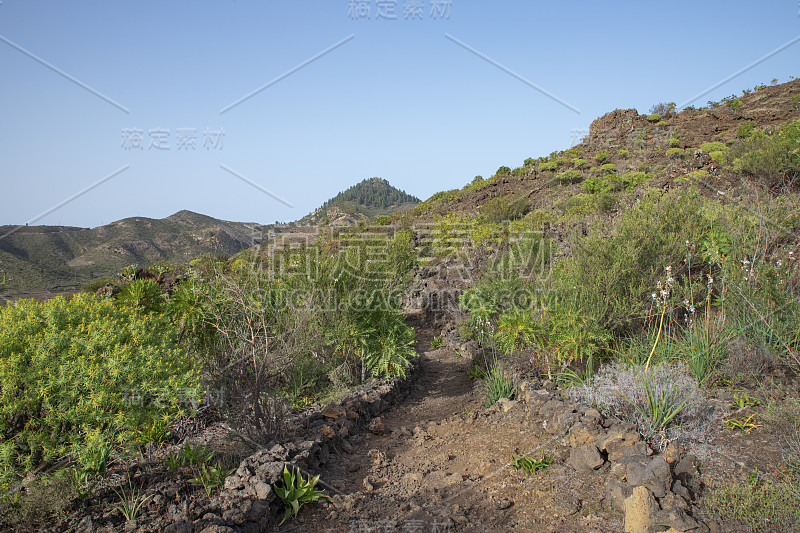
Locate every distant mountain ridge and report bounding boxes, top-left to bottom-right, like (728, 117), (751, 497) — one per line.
(0, 211), (266, 295)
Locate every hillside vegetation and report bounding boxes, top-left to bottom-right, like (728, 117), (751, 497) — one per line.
(2, 78), (800, 532)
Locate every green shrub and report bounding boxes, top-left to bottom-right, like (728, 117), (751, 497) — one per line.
(511, 167), (527, 177)
(666, 147), (684, 158)
(646, 113), (661, 122)
(538, 161), (558, 172)
(732, 120), (800, 189)
(737, 120), (757, 139)
(495, 166), (512, 177)
(553, 188), (710, 330)
(571, 158), (589, 169)
(484, 363), (516, 407)
(667, 138), (681, 147)
(617, 149), (630, 158)
(700, 141), (728, 153)
(595, 151), (610, 164)
(481, 196), (530, 222)
(601, 163), (617, 175)
(81, 277), (116, 294)
(709, 150), (728, 164)
(0, 294), (203, 488)
(117, 278), (165, 313)
(523, 158), (536, 167)
(619, 171), (648, 189)
(726, 99), (743, 109)
(555, 169), (584, 185)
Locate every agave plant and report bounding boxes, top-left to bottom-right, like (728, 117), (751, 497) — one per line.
(273, 465), (331, 524)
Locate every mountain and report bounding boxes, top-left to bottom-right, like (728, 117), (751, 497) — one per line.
(300, 177), (420, 226)
(0, 211), (267, 296)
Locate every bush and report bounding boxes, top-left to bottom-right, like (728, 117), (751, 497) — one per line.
(481, 196), (530, 222)
(553, 188), (710, 330)
(495, 166), (512, 177)
(595, 151), (610, 164)
(709, 150), (728, 164)
(600, 163), (617, 175)
(571, 158), (589, 169)
(737, 120), (757, 139)
(650, 102), (676, 116)
(484, 363), (516, 407)
(732, 120), (800, 189)
(538, 161), (558, 172)
(700, 141), (728, 154)
(81, 277), (116, 294)
(0, 294), (203, 487)
(646, 113), (662, 122)
(570, 361), (717, 449)
(555, 169), (584, 185)
(666, 147), (684, 158)
(617, 149), (630, 158)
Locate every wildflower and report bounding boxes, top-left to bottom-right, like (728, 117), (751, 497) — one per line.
(683, 299), (690, 307)
(777, 260), (783, 267)
(651, 293), (657, 300)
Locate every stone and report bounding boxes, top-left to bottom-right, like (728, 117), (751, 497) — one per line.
(368, 417), (385, 435)
(320, 425), (336, 439)
(606, 480), (633, 512)
(75, 516), (93, 533)
(223, 475), (243, 490)
(568, 445), (605, 472)
(496, 398), (518, 412)
(624, 486), (657, 533)
(400, 472), (423, 488)
(321, 404), (346, 419)
(163, 522), (193, 533)
(664, 442), (684, 467)
(253, 481), (272, 501)
(654, 507), (700, 532)
(569, 424), (596, 448)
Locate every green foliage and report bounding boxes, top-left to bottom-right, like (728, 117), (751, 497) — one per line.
(188, 462), (235, 497)
(710, 474), (800, 533)
(554, 188), (710, 331)
(273, 465), (332, 525)
(709, 151), (728, 164)
(701, 141), (728, 154)
(112, 476), (152, 522)
(538, 161), (558, 172)
(117, 278), (165, 313)
(646, 113), (661, 122)
(571, 158), (589, 169)
(322, 177), (420, 210)
(0, 294), (203, 489)
(617, 149), (630, 158)
(510, 166), (527, 177)
(431, 336), (443, 348)
(81, 277), (116, 294)
(666, 147), (684, 158)
(733, 120), (800, 189)
(181, 444), (214, 466)
(484, 363), (516, 407)
(555, 170), (584, 185)
(737, 120), (757, 139)
(726, 99), (743, 109)
(481, 196), (530, 222)
(731, 394), (760, 409)
(510, 450), (552, 475)
(495, 309), (541, 356)
(667, 138), (681, 147)
(595, 151), (610, 164)
(600, 163), (616, 175)
(134, 421), (170, 446)
(495, 166), (512, 177)
(650, 102), (676, 116)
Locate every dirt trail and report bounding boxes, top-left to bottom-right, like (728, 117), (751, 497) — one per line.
(276, 320), (619, 533)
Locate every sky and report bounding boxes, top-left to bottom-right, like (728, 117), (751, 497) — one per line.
(1, 1), (799, 228)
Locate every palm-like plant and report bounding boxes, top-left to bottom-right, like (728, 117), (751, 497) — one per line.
(495, 308), (541, 356)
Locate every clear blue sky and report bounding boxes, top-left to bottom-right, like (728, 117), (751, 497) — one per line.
(1, 1), (798, 228)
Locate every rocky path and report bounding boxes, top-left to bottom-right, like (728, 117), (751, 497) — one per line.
(275, 321), (621, 533)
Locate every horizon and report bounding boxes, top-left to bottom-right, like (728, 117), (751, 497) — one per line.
(2, 1), (799, 228)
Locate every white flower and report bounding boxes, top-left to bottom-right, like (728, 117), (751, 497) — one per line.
(665, 265), (672, 272)
(683, 299), (690, 306)
(777, 260), (783, 267)
(652, 293), (657, 300)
